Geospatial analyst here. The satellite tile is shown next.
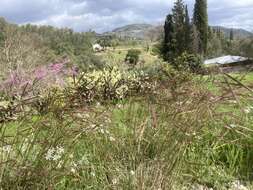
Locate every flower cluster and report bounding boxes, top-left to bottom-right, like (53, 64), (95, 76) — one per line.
(45, 146), (65, 161)
(0, 58), (76, 97)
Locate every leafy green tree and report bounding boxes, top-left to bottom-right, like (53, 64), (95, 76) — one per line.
(193, 0), (208, 54)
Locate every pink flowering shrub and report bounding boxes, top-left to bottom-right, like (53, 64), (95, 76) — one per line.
(0, 58), (78, 97)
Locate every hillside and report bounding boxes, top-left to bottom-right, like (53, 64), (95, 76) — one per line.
(104, 23), (252, 40)
(103, 24), (153, 39)
(212, 26), (253, 38)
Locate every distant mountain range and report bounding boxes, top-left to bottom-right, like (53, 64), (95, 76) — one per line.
(103, 24), (154, 39)
(212, 26), (253, 39)
(103, 23), (253, 40)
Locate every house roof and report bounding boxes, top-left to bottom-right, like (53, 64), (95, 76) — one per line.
(204, 55), (249, 65)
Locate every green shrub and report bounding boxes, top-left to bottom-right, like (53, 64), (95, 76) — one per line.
(125, 49), (141, 65)
(74, 53), (105, 72)
(151, 42), (163, 56)
(172, 52), (203, 73)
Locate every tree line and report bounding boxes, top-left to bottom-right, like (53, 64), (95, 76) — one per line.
(0, 17), (104, 79)
(160, 0), (253, 71)
(162, 0), (208, 62)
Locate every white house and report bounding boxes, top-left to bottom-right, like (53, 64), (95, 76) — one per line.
(92, 44), (103, 52)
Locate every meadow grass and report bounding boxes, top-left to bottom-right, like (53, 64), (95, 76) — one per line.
(1, 50), (253, 189)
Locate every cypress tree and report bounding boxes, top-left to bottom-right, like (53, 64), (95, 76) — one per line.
(172, 0), (185, 56)
(230, 29), (234, 41)
(184, 5), (191, 52)
(163, 14), (176, 61)
(172, 0), (186, 55)
(193, 0), (208, 54)
(0, 17), (6, 45)
(191, 24), (200, 54)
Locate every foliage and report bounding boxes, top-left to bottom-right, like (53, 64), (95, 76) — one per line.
(1, 10), (253, 190)
(193, 0), (208, 54)
(0, 58), (76, 98)
(162, 0), (192, 61)
(1, 63), (253, 189)
(232, 37), (253, 58)
(163, 14), (176, 61)
(125, 49), (141, 65)
(171, 52), (203, 73)
(162, 0), (208, 63)
(74, 67), (154, 102)
(0, 20), (102, 80)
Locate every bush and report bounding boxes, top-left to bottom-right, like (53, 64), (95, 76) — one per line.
(74, 67), (154, 102)
(151, 42), (163, 56)
(172, 52), (203, 73)
(74, 53), (105, 72)
(125, 49), (141, 65)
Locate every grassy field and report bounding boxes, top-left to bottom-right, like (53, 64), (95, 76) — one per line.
(1, 47), (253, 189)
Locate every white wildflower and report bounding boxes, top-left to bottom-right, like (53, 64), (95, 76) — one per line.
(229, 124), (237, 129)
(109, 136), (116, 142)
(117, 104), (123, 109)
(244, 108), (251, 114)
(71, 167), (76, 174)
(72, 162), (78, 168)
(2, 145), (12, 154)
(91, 172), (96, 177)
(230, 180), (248, 190)
(112, 178), (118, 185)
(84, 113), (90, 118)
(45, 148), (55, 161)
(106, 118), (112, 123)
(79, 155), (89, 165)
(57, 160), (64, 169)
(69, 154), (74, 159)
(76, 113), (83, 118)
(100, 129), (105, 134)
(56, 146), (64, 155)
(130, 170), (135, 175)
(45, 146), (65, 161)
(105, 129), (110, 135)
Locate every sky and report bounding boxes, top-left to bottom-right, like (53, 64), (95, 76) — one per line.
(0, 0), (252, 33)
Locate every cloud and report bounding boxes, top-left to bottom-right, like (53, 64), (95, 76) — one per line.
(0, 0), (252, 32)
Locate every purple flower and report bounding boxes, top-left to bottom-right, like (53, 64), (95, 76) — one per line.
(50, 63), (64, 74)
(35, 67), (48, 80)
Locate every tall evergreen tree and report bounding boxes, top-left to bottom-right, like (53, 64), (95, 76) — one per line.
(230, 29), (234, 41)
(172, 0), (186, 55)
(193, 0), (208, 54)
(0, 17), (6, 45)
(163, 14), (176, 61)
(191, 24), (200, 54)
(184, 5), (191, 52)
(163, 0), (197, 61)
